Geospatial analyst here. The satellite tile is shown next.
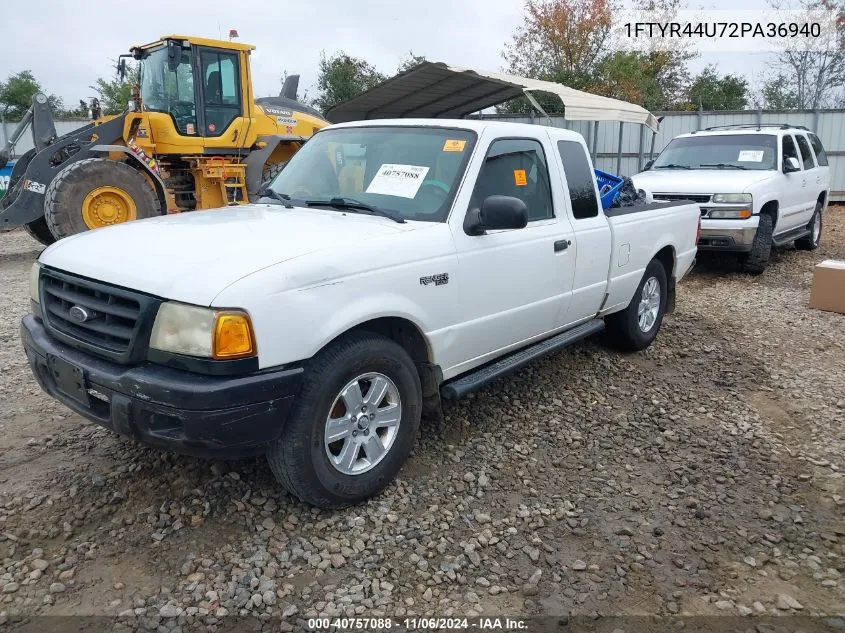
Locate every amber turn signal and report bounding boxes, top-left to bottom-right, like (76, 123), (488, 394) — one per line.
(213, 312), (256, 359)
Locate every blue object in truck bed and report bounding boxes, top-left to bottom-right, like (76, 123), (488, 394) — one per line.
(594, 168), (624, 209)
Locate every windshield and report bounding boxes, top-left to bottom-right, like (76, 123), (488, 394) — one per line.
(652, 134), (778, 171)
(266, 126), (477, 222)
(140, 46), (197, 135)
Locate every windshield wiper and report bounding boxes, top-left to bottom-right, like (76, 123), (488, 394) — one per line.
(699, 163), (748, 170)
(654, 163), (692, 170)
(305, 197), (405, 224)
(257, 188), (294, 208)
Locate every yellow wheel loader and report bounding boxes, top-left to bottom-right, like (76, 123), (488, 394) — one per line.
(0, 35), (329, 245)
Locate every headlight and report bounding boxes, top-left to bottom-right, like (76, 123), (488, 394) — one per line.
(712, 193), (752, 204)
(150, 302), (256, 360)
(29, 263), (41, 304)
(709, 208), (753, 219)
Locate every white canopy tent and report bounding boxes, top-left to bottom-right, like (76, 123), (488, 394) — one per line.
(325, 62), (660, 133)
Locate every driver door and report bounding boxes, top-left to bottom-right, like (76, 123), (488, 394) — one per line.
(198, 47), (249, 149)
(446, 135), (576, 376)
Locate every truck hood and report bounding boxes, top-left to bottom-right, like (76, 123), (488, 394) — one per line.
(39, 205), (427, 305)
(631, 169), (777, 194)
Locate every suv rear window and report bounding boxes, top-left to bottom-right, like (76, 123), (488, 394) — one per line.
(808, 133), (829, 166)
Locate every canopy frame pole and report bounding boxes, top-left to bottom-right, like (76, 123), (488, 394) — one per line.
(524, 91), (552, 126)
(616, 122), (624, 175)
(637, 124), (645, 171)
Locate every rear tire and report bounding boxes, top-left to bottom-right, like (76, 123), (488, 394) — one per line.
(739, 213), (773, 275)
(795, 202), (822, 251)
(266, 332), (422, 509)
(23, 217), (56, 246)
(605, 258), (668, 352)
(44, 158), (161, 240)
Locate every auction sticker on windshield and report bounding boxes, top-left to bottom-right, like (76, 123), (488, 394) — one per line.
(443, 139), (467, 152)
(738, 150), (765, 162)
(366, 164), (430, 198)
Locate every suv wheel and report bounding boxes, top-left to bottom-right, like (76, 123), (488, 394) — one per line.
(795, 202), (822, 251)
(739, 213), (773, 275)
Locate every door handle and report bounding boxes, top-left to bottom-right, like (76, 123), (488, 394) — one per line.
(554, 239), (571, 252)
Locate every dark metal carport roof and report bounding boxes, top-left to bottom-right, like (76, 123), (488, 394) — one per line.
(326, 62), (660, 132)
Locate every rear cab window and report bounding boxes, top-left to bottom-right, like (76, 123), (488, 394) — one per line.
(556, 140), (599, 219)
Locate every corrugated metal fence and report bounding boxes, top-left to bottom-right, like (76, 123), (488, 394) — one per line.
(481, 109), (845, 202)
(4, 110), (845, 201)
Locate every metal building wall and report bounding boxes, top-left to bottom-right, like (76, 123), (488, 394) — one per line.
(4, 110), (845, 201)
(481, 110), (845, 202)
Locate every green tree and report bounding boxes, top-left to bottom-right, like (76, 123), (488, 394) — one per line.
(683, 65), (748, 110)
(312, 51), (386, 114)
(760, 73), (800, 109)
(91, 63), (138, 115)
(0, 70), (64, 119)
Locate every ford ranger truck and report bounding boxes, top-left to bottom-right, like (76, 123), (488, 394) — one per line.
(22, 120), (700, 508)
(632, 124), (830, 274)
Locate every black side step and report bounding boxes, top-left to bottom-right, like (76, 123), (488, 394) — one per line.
(440, 319), (605, 400)
(773, 227), (810, 247)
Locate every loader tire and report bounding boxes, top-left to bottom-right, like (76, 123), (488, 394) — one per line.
(23, 218), (56, 246)
(45, 158), (161, 240)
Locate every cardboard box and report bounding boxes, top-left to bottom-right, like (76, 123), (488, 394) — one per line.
(809, 260), (845, 315)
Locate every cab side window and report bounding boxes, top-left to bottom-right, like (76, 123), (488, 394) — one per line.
(808, 133), (829, 166)
(782, 135), (800, 168)
(795, 134), (816, 170)
(471, 139), (553, 221)
(557, 140), (599, 219)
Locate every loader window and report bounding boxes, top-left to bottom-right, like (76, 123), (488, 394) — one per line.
(201, 50), (241, 137)
(140, 46), (197, 136)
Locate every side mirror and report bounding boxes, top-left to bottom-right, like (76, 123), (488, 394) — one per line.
(166, 40), (182, 72)
(464, 195), (528, 236)
(117, 58), (127, 81)
(643, 159), (654, 170)
(784, 156), (801, 173)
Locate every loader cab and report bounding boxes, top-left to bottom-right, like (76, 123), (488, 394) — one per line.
(132, 35), (255, 151)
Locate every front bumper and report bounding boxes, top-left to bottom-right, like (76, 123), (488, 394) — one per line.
(21, 314), (303, 458)
(698, 216), (759, 252)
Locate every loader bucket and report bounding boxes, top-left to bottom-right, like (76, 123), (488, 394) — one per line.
(0, 116), (125, 233)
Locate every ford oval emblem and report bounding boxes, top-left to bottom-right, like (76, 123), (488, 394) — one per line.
(68, 305), (90, 323)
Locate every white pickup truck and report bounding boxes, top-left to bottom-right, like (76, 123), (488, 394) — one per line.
(22, 119), (699, 508)
(632, 124), (831, 274)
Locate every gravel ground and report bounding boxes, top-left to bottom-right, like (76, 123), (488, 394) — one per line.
(1, 209), (844, 631)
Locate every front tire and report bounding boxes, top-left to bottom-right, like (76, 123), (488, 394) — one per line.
(739, 213), (773, 275)
(795, 202), (822, 251)
(605, 258), (668, 352)
(266, 332), (422, 509)
(45, 158), (161, 240)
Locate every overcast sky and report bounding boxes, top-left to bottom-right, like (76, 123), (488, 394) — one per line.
(4, 0), (776, 108)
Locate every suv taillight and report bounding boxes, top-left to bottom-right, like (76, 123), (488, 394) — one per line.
(696, 217), (701, 244)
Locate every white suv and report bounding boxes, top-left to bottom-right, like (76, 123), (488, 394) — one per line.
(632, 125), (831, 273)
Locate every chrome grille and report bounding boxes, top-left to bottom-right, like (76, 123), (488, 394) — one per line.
(653, 193), (712, 204)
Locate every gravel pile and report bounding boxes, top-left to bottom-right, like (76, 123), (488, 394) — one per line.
(0, 210), (843, 631)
